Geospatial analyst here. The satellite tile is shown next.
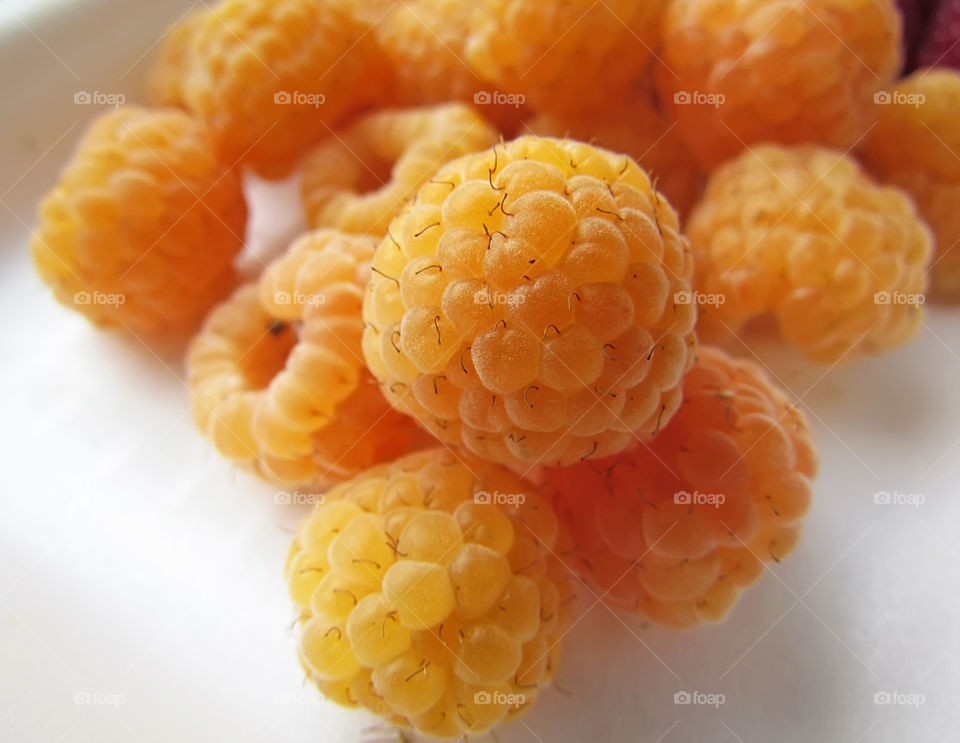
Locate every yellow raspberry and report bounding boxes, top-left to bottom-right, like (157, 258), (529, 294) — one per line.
(858, 69), (960, 300)
(656, 0), (902, 169)
(374, 0), (477, 105)
(687, 145), (932, 363)
(180, 0), (385, 177)
(286, 448), (572, 738)
(187, 229), (431, 487)
(300, 104), (498, 236)
(362, 136), (698, 468)
(31, 107), (246, 343)
(465, 0), (663, 122)
(372, 0), (527, 133)
(546, 346), (817, 627)
(525, 94), (705, 221)
(147, 8), (207, 109)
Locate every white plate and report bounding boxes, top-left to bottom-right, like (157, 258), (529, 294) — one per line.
(1, 3), (958, 742)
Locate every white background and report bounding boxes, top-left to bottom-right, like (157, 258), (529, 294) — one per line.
(1, 2), (958, 741)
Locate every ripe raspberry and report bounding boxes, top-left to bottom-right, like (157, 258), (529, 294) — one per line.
(545, 346), (818, 627)
(361, 136), (698, 468)
(286, 448), (571, 738)
(300, 104), (498, 236)
(31, 107), (246, 343)
(859, 69), (960, 299)
(656, 0), (902, 169)
(180, 0), (385, 178)
(465, 0), (663, 122)
(525, 95), (705, 221)
(687, 145), (932, 362)
(187, 229), (430, 486)
(918, 0), (960, 69)
(374, 0), (477, 105)
(147, 8), (206, 108)
(372, 0), (526, 132)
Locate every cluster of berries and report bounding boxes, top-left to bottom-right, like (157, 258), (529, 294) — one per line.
(29, 0), (959, 737)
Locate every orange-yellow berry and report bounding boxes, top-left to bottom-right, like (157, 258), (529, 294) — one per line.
(374, 0), (477, 104)
(180, 0), (386, 177)
(147, 8), (207, 108)
(286, 448), (572, 738)
(858, 69), (960, 300)
(187, 229), (430, 487)
(466, 0), (663, 122)
(687, 145), (932, 363)
(362, 136), (698, 467)
(656, 0), (902, 169)
(545, 346), (817, 627)
(31, 106), (246, 343)
(301, 104), (498, 235)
